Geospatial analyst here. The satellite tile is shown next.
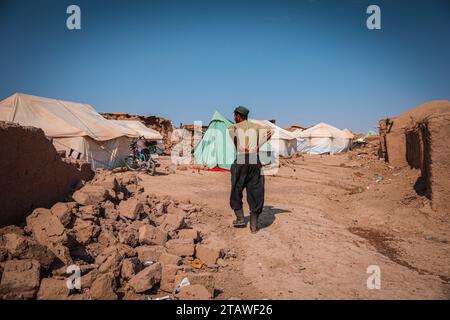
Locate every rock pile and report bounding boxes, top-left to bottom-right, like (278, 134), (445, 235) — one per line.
(0, 171), (224, 300)
(101, 112), (174, 152)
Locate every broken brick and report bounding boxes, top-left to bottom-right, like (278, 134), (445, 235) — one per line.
(3, 233), (55, 270)
(128, 262), (162, 293)
(138, 225), (167, 246)
(173, 272), (215, 295)
(77, 205), (100, 220)
(25, 208), (72, 265)
(178, 284), (212, 300)
(72, 185), (108, 206)
(98, 229), (118, 246)
(102, 201), (119, 221)
(50, 202), (76, 227)
(121, 257), (142, 281)
(165, 238), (195, 257)
(0, 259), (41, 299)
(71, 219), (100, 245)
(90, 273), (118, 300)
(195, 245), (223, 266)
(178, 229), (201, 243)
(37, 278), (70, 300)
(118, 226), (139, 248)
(160, 264), (181, 292)
(80, 269), (99, 289)
(161, 213), (186, 232)
(119, 198), (144, 220)
(159, 253), (182, 266)
(136, 245), (166, 263)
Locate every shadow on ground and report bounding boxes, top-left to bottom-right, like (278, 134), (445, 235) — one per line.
(242, 205), (290, 229)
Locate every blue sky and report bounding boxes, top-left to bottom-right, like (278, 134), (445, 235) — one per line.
(0, 0), (449, 132)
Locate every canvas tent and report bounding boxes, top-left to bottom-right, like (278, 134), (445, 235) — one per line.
(0, 93), (143, 169)
(250, 119), (298, 158)
(109, 120), (163, 140)
(296, 122), (353, 155)
(342, 128), (354, 137)
(109, 119), (165, 153)
(193, 111), (236, 171)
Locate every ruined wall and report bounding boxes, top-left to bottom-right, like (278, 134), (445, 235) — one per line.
(423, 112), (450, 213)
(0, 122), (93, 227)
(101, 112), (174, 151)
(405, 126), (424, 170)
(380, 100), (450, 167)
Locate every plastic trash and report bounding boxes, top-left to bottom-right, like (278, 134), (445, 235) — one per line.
(145, 295), (170, 300)
(174, 277), (190, 294)
(191, 258), (204, 269)
(143, 260), (156, 266)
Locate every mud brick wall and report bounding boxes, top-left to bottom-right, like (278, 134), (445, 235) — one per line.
(379, 101), (450, 168)
(424, 112), (450, 214)
(0, 122), (93, 227)
(406, 125), (425, 170)
(101, 112), (174, 151)
(385, 131), (407, 167)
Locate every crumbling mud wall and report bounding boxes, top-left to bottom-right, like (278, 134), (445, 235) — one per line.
(379, 101), (450, 214)
(0, 122), (93, 227)
(420, 112), (450, 213)
(405, 126), (424, 170)
(379, 100), (450, 167)
(101, 112), (174, 151)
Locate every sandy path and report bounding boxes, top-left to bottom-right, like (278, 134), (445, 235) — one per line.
(139, 155), (449, 299)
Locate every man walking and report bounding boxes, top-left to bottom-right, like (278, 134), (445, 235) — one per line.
(228, 106), (272, 233)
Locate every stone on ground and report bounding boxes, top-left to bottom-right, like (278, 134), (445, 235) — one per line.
(0, 259), (41, 299)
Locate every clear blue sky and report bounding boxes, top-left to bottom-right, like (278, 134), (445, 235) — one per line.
(1, 0), (449, 133)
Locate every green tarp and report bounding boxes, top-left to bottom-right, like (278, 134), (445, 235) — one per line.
(365, 130), (378, 138)
(194, 111), (236, 170)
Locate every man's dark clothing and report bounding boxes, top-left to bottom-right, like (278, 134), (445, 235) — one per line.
(230, 157), (265, 215)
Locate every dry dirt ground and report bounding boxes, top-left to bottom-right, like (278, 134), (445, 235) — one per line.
(138, 153), (450, 300)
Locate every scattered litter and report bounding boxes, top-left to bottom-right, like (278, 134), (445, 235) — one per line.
(174, 277), (190, 294)
(374, 174), (384, 182)
(425, 235), (433, 240)
(191, 258), (204, 269)
(145, 295), (170, 300)
(143, 260), (156, 266)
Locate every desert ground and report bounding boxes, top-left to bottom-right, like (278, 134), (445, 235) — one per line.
(138, 148), (449, 300)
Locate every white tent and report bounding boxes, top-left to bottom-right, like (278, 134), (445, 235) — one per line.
(342, 128), (354, 138)
(0, 93), (142, 169)
(109, 120), (162, 140)
(250, 119), (298, 158)
(109, 119), (165, 152)
(295, 122), (353, 155)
